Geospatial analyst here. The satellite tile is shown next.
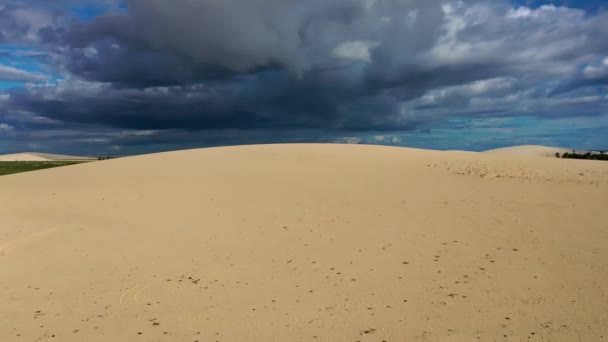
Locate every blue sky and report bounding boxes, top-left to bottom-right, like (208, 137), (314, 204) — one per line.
(1, 0), (607, 155)
(0, 46), (48, 89)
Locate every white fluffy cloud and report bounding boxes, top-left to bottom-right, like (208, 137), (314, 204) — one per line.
(583, 57), (608, 79)
(0, 64), (48, 82)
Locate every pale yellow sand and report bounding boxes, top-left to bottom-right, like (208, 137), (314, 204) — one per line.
(1, 144), (607, 341)
(0, 152), (94, 162)
(483, 145), (571, 158)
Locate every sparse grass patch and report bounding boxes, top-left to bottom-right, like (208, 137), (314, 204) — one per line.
(557, 152), (608, 161)
(0, 161), (89, 176)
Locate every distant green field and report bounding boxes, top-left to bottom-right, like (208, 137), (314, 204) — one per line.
(0, 161), (89, 176)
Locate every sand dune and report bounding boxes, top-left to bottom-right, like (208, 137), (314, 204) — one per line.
(1, 144), (607, 341)
(483, 145), (571, 158)
(0, 152), (94, 162)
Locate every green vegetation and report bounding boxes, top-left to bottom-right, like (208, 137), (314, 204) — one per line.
(557, 151), (608, 161)
(0, 161), (88, 176)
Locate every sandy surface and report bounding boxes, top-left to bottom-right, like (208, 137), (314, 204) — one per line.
(1, 144), (607, 341)
(483, 145), (571, 158)
(0, 152), (94, 162)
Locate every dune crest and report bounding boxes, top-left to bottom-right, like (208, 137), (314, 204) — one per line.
(1, 144), (607, 341)
(0, 152), (94, 162)
(483, 145), (571, 157)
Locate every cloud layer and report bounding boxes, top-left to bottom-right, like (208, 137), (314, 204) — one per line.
(0, 64), (48, 82)
(1, 0), (607, 154)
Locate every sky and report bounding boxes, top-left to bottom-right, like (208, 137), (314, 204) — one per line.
(0, 0), (607, 156)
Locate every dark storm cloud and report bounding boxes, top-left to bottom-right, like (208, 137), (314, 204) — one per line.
(54, 0), (446, 87)
(7, 70), (415, 131)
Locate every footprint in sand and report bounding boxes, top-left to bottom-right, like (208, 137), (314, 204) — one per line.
(119, 280), (156, 305)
